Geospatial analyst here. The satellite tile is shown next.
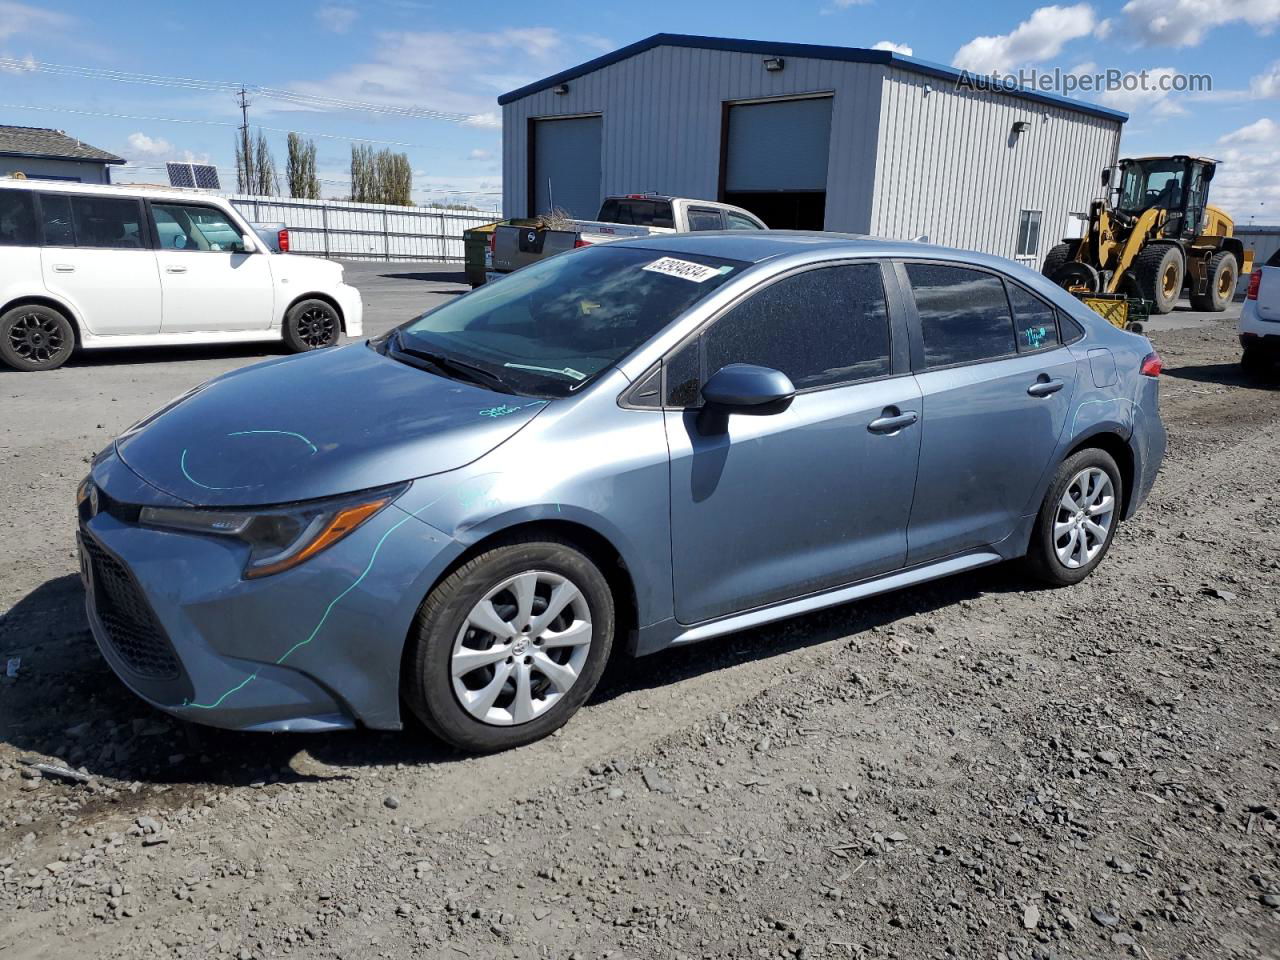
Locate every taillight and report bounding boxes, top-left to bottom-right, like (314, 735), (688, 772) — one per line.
(277, 229), (289, 252)
(573, 237), (591, 248)
(1245, 269), (1261, 300)
(488, 231), (497, 254)
(1140, 351), (1162, 378)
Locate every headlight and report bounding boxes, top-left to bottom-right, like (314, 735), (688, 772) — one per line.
(139, 482), (407, 579)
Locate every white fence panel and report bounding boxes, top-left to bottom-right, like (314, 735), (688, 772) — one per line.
(225, 194), (493, 263)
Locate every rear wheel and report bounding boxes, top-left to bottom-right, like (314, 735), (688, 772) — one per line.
(1040, 242), (1076, 279)
(404, 537), (615, 752)
(282, 299), (340, 353)
(0, 304), (75, 372)
(1241, 345), (1271, 378)
(1132, 244), (1183, 314)
(1188, 251), (1237, 312)
(1024, 448), (1123, 587)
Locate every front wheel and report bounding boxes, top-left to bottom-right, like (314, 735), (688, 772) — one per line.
(282, 299), (341, 353)
(404, 537), (615, 752)
(0, 304), (75, 372)
(1024, 448), (1123, 586)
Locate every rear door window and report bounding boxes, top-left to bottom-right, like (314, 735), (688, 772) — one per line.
(686, 208), (724, 231)
(43, 195), (147, 249)
(38, 194), (76, 246)
(0, 190), (37, 246)
(1006, 283), (1061, 352)
(906, 263), (1016, 368)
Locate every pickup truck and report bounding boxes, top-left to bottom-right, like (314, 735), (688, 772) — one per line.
(486, 195), (766, 281)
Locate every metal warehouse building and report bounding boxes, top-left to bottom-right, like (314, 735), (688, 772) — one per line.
(499, 34), (1128, 267)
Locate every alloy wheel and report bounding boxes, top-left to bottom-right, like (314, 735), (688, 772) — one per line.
(297, 306), (337, 347)
(1053, 467), (1115, 569)
(451, 571), (592, 726)
(7, 312), (66, 365)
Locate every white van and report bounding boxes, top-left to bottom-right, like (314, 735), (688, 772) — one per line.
(0, 180), (362, 371)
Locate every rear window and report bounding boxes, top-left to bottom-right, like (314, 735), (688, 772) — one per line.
(598, 198), (674, 229)
(0, 190), (36, 246)
(1267, 248), (1280, 268)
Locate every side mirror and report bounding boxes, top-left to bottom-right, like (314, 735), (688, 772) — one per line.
(701, 363), (795, 413)
(1100, 167), (1111, 186)
(239, 234), (257, 253)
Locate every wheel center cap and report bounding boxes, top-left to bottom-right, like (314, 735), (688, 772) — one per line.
(512, 637), (529, 657)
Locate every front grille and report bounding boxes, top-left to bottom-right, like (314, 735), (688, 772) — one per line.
(82, 535), (180, 680)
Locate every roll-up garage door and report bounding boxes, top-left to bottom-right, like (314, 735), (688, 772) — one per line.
(723, 97), (832, 230)
(531, 115), (602, 220)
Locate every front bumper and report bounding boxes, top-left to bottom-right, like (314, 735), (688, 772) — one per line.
(334, 281), (364, 339)
(79, 452), (454, 731)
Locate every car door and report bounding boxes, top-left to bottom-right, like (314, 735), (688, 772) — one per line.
(37, 192), (161, 336)
(149, 201), (275, 332)
(899, 261), (1079, 565)
(664, 261), (921, 625)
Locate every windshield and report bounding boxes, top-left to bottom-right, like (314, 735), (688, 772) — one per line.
(394, 245), (746, 396)
(1117, 159), (1187, 213)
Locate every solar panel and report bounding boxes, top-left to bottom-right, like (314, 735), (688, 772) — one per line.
(192, 164), (220, 189)
(166, 162), (195, 188)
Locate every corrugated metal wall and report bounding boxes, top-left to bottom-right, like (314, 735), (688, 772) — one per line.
(870, 68), (1122, 262)
(226, 195), (494, 262)
(501, 45), (884, 231)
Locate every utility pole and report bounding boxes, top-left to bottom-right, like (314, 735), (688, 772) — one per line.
(236, 85), (254, 194)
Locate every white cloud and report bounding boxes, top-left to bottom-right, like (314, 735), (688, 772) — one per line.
(1205, 118), (1280, 215)
(952, 5), (1096, 73)
(316, 5), (358, 34)
(1119, 0), (1280, 47)
(467, 148), (492, 161)
(1219, 117), (1279, 143)
(0, 1), (70, 42)
(1252, 61), (1280, 98)
(871, 40), (914, 56)
(1096, 65), (1186, 115)
(126, 132), (173, 157)
(1094, 17), (1113, 38)
(293, 28), (580, 121)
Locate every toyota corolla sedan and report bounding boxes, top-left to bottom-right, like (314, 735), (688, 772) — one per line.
(77, 233), (1166, 752)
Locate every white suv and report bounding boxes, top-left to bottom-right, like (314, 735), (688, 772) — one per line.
(0, 180), (362, 372)
(1240, 247), (1280, 377)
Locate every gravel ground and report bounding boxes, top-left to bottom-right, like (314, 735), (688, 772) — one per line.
(0, 269), (1276, 960)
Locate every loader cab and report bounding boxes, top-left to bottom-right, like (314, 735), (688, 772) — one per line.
(1115, 155), (1215, 239)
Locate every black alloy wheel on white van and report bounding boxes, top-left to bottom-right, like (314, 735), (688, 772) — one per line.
(282, 299), (341, 353)
(0, 304), (76, 372)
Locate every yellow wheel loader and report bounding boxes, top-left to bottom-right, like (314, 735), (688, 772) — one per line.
(1042, 156), (1252, 314)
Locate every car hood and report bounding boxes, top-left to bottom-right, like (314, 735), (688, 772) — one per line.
(115, 344), (548, 507)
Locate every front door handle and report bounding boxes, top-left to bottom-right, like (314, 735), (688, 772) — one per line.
(1027, 377), (1065, 397)
(867, 409), (919, 434)
(52, 264), (75, 273)
(165, 265), (188, 274)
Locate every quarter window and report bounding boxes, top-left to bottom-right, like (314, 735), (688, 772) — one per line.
(0, 190), (37, 246)
(665, 339), (701, 407)
(686, 208), (724, 231)
(1007, 283), (1061, 352)
(1016, 209), (1042, 257)
(725, 211), (764, 230)
(907, 263), (1016, 368)
(702, 263), (892, 392)
(152, 203), (249, 253)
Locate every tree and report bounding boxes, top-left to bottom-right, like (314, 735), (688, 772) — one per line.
(286, 133), (320, 199)
(350, 144), (412, 205)
(234, 131), (255, 194)
(253, 131), (279, 196)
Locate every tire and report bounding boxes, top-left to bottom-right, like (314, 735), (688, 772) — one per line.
(1131, 244), (1183, 314)
(1049, 260), (1101, 294)
(1241, 346), (1271, 378)
(1188, 251), (1237, 312)
(1023, 448), (1124, 587)
(404, 536), (615, 752)
(1040, 242), (1076, 278)
(282, 298), (340, 353)
(0, 304), (75, 372)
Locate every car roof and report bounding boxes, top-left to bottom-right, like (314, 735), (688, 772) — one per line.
(0, 178), (231, 206)
(610, 229), (1020, 270)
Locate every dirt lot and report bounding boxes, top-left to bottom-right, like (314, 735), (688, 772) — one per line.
(0, 268), (1277, 960)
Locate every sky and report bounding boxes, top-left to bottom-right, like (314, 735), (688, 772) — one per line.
(1, 0), (1277, 220)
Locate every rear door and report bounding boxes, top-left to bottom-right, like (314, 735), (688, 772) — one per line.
(150, 201), (274, 332)
(900, 262), (1078, 564)
(665, 261), (920, 624)
(37, 192), (161, 336)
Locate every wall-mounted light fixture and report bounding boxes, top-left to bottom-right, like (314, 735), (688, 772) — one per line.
(922, 83), (933, 96)
(763, 57), (785, 72)
(552, 83), (569, 95)
(1011, 120), (1031, 134)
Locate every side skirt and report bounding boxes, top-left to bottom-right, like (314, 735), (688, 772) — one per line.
(78, 329), (283, 350)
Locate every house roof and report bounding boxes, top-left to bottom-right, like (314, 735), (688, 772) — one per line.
(0, 125), (125, 165)
(497, 33), (1128, 123)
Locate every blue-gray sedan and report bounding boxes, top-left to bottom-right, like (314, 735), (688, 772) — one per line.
(77, 233), (1166, 751)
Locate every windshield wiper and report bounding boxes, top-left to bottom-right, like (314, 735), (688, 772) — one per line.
(387, 331), (515, 395)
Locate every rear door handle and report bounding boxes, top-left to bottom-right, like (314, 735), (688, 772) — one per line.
(867, 410), (919, 434)
(1027, 378), (1065, 397)
(165, 265), (188, 274)
(52, 264), (75, 273)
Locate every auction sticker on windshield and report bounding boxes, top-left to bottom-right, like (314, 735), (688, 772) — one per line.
(642, 257), (726, 283)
